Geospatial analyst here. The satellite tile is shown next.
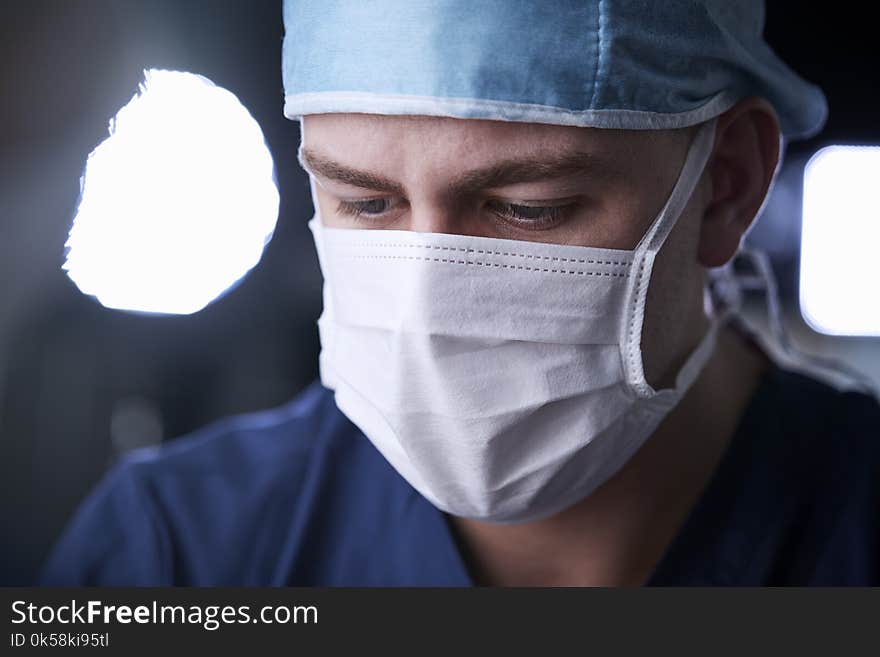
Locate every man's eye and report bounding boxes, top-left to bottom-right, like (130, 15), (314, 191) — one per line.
(487, 201), (574, 228)
(336, 198), (393, 218)
(335, 197), (575, 229)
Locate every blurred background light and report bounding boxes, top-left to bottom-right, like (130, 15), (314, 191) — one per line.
(800, 146), (880, 336)
(63, 69), (280, 315)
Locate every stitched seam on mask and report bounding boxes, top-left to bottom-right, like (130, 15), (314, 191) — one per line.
(344, 254), (630, 277)
(627, 256), (647, 377)
(334, 243), (631, 267)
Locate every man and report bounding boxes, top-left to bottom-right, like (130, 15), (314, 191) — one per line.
(41, 0), (879, 585)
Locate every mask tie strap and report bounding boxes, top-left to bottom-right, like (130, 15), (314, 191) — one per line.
(621, 118), (718, 398)
(732, 246), (878, 397)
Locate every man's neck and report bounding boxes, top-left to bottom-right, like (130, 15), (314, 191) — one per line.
(447, 326), (768, 587)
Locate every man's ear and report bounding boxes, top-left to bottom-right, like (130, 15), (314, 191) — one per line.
(698, 97), (782, 267)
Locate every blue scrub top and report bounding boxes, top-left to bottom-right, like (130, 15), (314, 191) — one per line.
(39, 366), (880, 586)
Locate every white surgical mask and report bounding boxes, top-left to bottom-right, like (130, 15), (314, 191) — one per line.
(309, 119), (722, 523)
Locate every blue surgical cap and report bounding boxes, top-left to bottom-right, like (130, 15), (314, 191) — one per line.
(282, 0), (827, 142)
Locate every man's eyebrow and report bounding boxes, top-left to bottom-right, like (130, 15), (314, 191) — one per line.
(298, 147), (617, 195)
(299, 148), (406, 195)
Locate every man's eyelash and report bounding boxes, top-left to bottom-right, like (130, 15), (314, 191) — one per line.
(336, 199), (391, 218)
(488, 201), (571, 223)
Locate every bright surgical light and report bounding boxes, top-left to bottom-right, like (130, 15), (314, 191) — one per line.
(63, 69), (279, 315)
(800, 145), (880, 336)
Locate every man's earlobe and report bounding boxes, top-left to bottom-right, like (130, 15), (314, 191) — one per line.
(697, 97), (781, 268)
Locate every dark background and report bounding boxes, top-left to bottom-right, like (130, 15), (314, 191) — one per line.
(0, 1), (877, 585)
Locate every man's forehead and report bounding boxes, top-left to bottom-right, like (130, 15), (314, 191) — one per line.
(301, 113), (684, 163)
(300, 113), (689, 190)
(299, 145), (626, 197)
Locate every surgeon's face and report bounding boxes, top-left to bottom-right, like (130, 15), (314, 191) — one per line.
(299, 113), (711, 387)
(300, 113), (700, 248)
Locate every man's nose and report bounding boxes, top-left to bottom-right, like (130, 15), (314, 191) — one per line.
(408, 204), (457, 234)
(407, 201), (496, 238)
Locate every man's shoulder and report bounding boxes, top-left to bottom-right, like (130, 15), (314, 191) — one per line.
(125, 379), (353, 485)
(39, 381), (404, 585)
(754, 366), (880, 584)
(651, 364), (880, 586)
(753, 365), (880, 505)
(766, 366), (880, 460)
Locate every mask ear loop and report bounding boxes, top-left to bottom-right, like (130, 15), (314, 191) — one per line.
(620, 118), (718, 398)
(725, 246), (878, 397)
